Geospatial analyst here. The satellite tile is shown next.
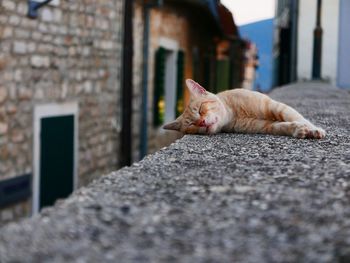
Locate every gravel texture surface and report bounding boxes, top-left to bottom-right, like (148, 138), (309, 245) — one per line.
(1, 82), (350, 263)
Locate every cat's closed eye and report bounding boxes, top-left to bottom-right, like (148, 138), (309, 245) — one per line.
(191, 108), (199, 115)
(199, 104), (205, 115)
(188, 122), (197, 127)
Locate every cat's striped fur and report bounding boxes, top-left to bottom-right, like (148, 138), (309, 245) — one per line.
(163, 79), (326, 139)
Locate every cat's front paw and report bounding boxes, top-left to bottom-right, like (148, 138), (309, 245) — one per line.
(308, 127), (326, 139)
(292, 122), (326, 139)
(292, 122), (310, 139)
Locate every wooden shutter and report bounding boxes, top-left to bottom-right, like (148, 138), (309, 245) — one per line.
(176, 50), (185, 117)
(153, 47), (166, 127)
(216, 59), (230, 92)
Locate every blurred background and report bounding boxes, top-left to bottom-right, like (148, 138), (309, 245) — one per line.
(0, 0), (349, 225)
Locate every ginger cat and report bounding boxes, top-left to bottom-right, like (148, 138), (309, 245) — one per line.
(163, 79), (326, 139)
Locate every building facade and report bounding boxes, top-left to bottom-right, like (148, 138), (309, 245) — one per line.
(0, 0), (245, 226)
(132, 0), (245, 160)
(241, 41), (258, 91)
(239, 19), (274, 92)
(274, 0), (350, 88)
(0, 0), (124, 225)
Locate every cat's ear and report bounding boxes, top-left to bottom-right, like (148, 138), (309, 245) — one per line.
(163, 120), (181, 131)
(186, 79), (207, 97)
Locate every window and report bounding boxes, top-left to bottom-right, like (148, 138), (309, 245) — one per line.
(153, 43), (185, 127)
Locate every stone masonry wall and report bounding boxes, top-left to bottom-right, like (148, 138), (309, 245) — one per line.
(0, 0), (124, 224)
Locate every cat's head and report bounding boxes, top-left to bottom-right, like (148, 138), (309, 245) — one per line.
(163, 79), (226, 134)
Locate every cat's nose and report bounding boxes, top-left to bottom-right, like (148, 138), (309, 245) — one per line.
(198, 119), (206, 127)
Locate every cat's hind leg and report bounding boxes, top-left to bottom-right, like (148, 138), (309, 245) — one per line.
(235, 118), (323, 139)
(266, 99), (325, 139)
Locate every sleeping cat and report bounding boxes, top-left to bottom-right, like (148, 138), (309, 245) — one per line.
(163, 79), (326, 139)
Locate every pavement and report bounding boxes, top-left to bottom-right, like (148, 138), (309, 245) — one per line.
(1, 82), (350, 263)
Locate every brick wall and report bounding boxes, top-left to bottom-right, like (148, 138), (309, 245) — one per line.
(0, 0), (124, 224)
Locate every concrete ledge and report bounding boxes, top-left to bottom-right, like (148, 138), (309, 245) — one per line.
(1, 82), (350, 262)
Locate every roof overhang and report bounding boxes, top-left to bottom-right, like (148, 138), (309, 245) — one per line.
(165, 0), (222, 34)
(164, 0), (240, 39)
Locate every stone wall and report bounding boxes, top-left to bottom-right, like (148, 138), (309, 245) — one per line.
(0, 0), (124, 223)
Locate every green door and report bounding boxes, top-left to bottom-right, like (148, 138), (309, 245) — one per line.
(216, 59), (230, 92)
(40, 115), (74, 210)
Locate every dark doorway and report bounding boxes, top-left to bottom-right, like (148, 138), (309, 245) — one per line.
(277, 27), (292, 86)
(39, 115), (74, 210)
